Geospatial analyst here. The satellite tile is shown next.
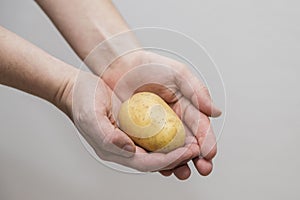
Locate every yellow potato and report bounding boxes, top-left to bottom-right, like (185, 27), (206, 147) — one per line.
(118, 92), (186, 153)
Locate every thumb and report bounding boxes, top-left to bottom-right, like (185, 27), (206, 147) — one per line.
(100, 116), (136, 158)
(176, 66), (222, 117)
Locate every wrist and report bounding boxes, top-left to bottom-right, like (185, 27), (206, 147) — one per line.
(85, 31), (142, 77)
(52, 65), (78, 119)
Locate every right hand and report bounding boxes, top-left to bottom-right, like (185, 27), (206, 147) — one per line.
(65, 71), (199, 173)
(101, 50), (220, 178)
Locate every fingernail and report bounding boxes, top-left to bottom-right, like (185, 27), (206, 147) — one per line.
(122, 144), (135, 153)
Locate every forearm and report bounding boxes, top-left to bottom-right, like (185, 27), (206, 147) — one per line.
(35, 0), (140, 75)
(0, 26), (77, 116)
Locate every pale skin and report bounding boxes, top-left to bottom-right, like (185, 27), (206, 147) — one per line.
(0, 0), (221, 180)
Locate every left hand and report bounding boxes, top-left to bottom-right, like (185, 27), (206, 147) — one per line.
(68, 71), (199, 173)
(101, 50), (222, 180)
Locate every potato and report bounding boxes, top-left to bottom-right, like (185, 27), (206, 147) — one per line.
(118, 92), (186, 153)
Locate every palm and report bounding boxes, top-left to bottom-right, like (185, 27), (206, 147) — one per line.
(102, 51), (220, 178)
(72, 71), (202, 173)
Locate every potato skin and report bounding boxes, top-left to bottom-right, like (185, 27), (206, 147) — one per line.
(118, 92), (185, 153)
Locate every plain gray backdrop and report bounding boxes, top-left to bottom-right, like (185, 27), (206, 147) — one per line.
(0, 0), (299, 199)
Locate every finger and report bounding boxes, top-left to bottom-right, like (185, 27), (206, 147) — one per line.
(162, 145), (198, 171)
(157, 129), (198, 174)
(186, 110), (217, 160)
(145, 147), (193, 172)
(184, 126), (199, 152)
(173, 164), (191, 180)
(193, 157), (213, 176)
(174, 97), (217, 160)
(134, 83), (178, 103)
(132, 113), (199, 172)
(175, 66), (221, 117)
(96, 110), (197, 172)
(159, 169), (173, 177)
(107, 145), (194, 172)
(172, 102), (193, 141)
(98, 116), (136, 157)
(199, 127), (217, 160)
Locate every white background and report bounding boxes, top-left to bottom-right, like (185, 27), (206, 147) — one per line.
(0, 0), (299, 199)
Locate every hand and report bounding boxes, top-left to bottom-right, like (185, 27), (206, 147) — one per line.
(66, 71), (199, 173)
(102, 50), (222, 179)
(36, 0), (220, 179)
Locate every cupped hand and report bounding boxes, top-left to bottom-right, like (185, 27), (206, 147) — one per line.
(102, 50), (222, 180)
(67, 71), (199, 173)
